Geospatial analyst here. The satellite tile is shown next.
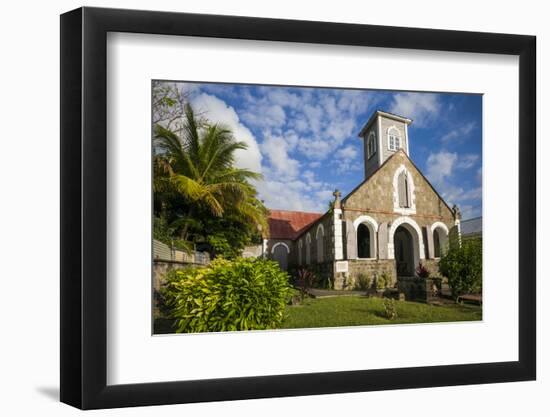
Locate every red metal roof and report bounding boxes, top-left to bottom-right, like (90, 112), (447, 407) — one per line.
(268, 209), (323, 240)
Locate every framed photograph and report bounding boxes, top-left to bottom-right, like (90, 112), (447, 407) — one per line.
(60, 6), (536, 410)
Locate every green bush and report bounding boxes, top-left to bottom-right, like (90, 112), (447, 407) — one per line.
(376, 272), (389, 290)
(383, 298), (398, 320)
(354, 273), (371, 291)
(438, 237), (482, 301)
(161, 258), (293, 332)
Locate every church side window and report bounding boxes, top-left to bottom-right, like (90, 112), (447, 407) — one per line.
(357, 223), (371, 258)
(398, 171), (410, 208)
(388, 127), (401, 151)
(316, 225), (324, 263)
(366, 131), (376, 159)
(305, 234), (311, 265)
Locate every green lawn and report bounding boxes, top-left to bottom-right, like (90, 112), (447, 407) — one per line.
(281, 296), (482, 329)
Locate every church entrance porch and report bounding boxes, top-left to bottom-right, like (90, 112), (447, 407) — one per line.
(394, 225), (415, 277)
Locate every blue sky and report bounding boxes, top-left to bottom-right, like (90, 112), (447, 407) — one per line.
(168, 81), (482, 220)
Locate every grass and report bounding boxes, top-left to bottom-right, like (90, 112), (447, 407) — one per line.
(281, 296), (482, 329)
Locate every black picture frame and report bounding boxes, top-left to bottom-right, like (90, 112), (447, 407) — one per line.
(60, 6), (536, 410)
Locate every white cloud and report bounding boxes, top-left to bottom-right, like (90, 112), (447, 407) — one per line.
(256, 180), (324, 212)
(241, 103), (286, 129)
(266, 88), (301, 108)
(315, 189), (335, 205)
(441, 121), (476, 142)
(390, 92), (441, 127)
(190, 93), (263, 173)
(260, 134), (300, 179)
(335, 145), (358, 160)
(240, 88), (371, 162)
(297, 138), (334, 160)
(426, 151), (457, 185)
(457, 154), (479, 169)
(426, 151), (482, 217)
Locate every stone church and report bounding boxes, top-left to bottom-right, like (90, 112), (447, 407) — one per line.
(264, 110), (461, 290)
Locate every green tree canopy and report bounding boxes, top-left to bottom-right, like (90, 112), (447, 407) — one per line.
(153, 98), (267, 258)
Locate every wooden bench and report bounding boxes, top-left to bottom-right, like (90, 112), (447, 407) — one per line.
(457, 294), (482, 305)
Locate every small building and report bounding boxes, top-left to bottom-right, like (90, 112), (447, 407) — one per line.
(460, 216), (482, 240)
(265, 110), (462, 291)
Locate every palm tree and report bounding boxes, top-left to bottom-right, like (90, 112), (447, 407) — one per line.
(153, 104), (266, 242)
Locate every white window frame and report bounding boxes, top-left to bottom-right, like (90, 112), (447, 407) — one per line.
(366, 131), (376, 159)
(388, 126), (401, 151)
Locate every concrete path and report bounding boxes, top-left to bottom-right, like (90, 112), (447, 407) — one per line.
(305, 288), (367, 298)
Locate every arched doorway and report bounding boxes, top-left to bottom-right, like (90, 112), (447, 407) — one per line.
(272, 243), (289, 271)
(394, 225), (414, 276)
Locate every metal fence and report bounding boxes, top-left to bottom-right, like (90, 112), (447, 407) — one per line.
(153, 239), (210, 265)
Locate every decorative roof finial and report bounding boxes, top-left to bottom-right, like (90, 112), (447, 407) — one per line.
(452, 204), (462, 221)
(333, 189), (342, 209)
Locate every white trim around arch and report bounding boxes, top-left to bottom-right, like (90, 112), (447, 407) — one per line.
(392, 164), (416, 215)
(431, 221), (450, 258)
(430, 221), (449, 234)
(316, 224), (324, 263)
(315, 224), (325, 238)
(353, 215), (378, 259)
(271, 242), (290, 254)
(387, 216), (425, 264)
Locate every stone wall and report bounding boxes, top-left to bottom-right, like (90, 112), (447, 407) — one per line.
(153, 260), (199, 292)
(347, 259), (396, 288)
(343, 151), (455, 228)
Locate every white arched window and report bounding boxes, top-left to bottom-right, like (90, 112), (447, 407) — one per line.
(388, 126), (401, 151)
(298, 239), (303, 265)
(353, 215), (378, 259)
(305, 233), (311, 265)
(316, 225), (324, 263)
(392, 165), (416, 215)
(431, 222), (450, 258)
(397, 170), (410, 208)
(366, 131), (376, 159)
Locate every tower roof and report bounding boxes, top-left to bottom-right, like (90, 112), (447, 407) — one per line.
(358, 110), (412, 137)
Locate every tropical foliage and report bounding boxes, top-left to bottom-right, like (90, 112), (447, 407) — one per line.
(438, 237), (482, 301)
(152, 83), (267, 258)
(161, 258), (293, 332)
(415, 263), (431, 278)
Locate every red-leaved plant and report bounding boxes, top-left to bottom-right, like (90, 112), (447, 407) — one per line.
(416, 262), (431, 279)
(295, 268), (317, 299)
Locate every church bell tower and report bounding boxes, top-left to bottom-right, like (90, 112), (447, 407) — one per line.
(358, 110), (413, 180)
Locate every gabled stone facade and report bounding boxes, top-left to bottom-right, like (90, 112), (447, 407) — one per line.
(265, 110), (461, 295)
